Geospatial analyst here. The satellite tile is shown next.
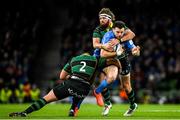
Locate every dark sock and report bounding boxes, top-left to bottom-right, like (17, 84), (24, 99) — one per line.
(102, 89), (111, 105)
(127, 90), (135, 109)
(23, 98), (47, 114)
(70, 97), (82, 110)
(70, 102), (77, 110)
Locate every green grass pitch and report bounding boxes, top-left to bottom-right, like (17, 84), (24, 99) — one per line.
(1, 103), (180, 119)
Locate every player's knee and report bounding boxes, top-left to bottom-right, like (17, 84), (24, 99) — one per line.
(106, 69), (118, 82)
(123, 83), (130, 89)
(107, 75), (115, 83)
(107, 72), (117, 82)
(43, 90), (58, 102)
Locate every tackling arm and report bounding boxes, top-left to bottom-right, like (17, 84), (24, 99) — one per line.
(93, 38), (102, 49)
(57, 61), (72, 84)
(121, 29), (135, 42)
(59, 69), (70, 80)
(93, 37), (112, 51)
(56, 69), (70, 84)
(100, 48), (117, 58)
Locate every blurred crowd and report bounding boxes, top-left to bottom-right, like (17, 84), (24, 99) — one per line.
(0, 0), (43, 103)
(0, 0), (180, 103)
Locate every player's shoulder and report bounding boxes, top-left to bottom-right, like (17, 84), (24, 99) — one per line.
(105, 30), (113, 35)
(70, 56), (76, 62)
(104, 30), (113, 38)
(93, 25), (104, 32)
(75, 54), (96, 60)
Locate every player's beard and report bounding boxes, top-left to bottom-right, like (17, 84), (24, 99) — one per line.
(100, 20), (110, 28)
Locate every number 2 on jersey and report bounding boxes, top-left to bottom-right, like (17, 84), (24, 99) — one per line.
(80, 61), (86, 72)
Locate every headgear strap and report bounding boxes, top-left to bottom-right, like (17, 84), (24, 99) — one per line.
(99, 14), (112, 20)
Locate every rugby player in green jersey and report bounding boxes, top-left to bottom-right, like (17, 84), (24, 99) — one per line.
(9, 52), (120, 117)
(92, 8), (136, 116)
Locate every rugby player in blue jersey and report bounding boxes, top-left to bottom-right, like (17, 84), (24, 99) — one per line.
(94, 21), (140, 116)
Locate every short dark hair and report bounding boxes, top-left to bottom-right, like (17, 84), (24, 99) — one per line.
(99, 8), (115, 21)
(80, 47), (92, 55)
(112, 21), (126, 29)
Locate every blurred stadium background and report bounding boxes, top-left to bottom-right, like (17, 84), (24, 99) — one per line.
(0, 0), (180, 106)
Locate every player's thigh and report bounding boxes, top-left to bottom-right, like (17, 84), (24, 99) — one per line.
(103, 65), (118, 80)
(106, 58), (121, 69)
(99, 72), (106, 82)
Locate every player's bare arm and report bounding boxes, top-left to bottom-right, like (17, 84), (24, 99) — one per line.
(100, 48), (116, 58)
(121, 29), (135, 42)
(93, 38), (102, 49)
(56, 69), (70, 84)
(100, 43), (124, 58)
(59, 69), (70, 80)
(93, 37), (112, 51)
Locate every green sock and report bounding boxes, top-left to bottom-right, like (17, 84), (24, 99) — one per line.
(127, 90), (135, 109)
(102, 89), (111, 105)
(23, 98), (47, 114)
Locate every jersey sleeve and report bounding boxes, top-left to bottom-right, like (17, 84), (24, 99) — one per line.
(93, 28), (101, 38)
(63, 60), (71, 73)
(123, 40), (136, 51)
